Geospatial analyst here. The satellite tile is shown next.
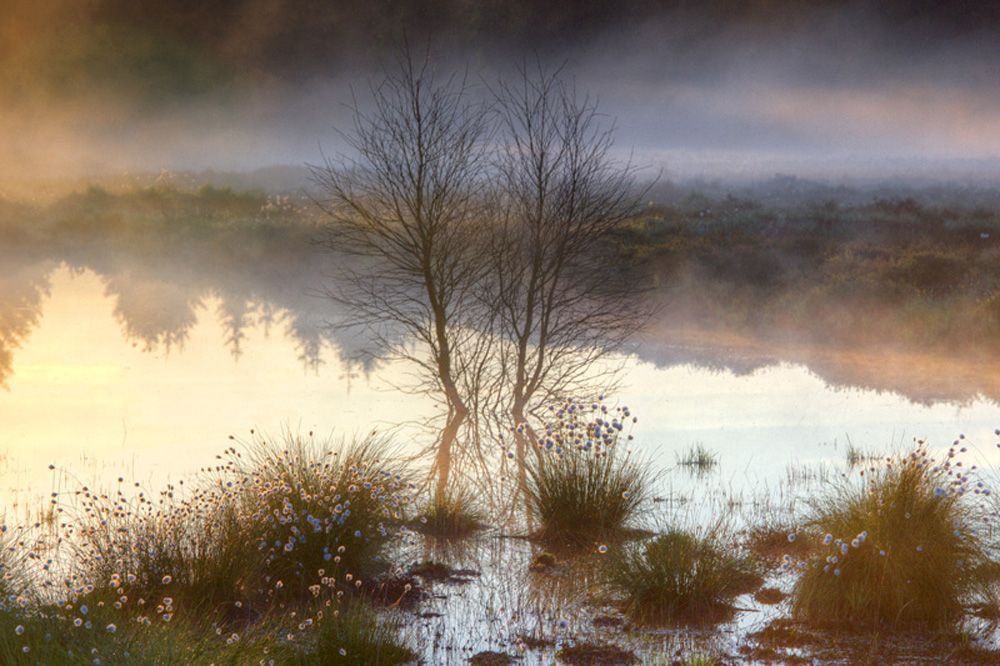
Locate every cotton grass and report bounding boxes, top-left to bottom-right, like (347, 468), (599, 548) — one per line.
(792, 441), (997, 628)
(522, 398), (653, 545)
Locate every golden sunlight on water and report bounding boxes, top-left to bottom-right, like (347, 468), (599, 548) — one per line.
(0, 265), (432, 517)
(3, 264), (1000, 520)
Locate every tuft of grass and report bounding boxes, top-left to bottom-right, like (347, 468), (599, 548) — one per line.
(523, 399), (653, 545)
(844, 441), (880, 469)
(413, 488), (485, 538)
(65, 429), (412, 629)
(67, 478), (256, 621)
(524, 446), (651, 545)
(220, 430), (411, 596)
(676, 442), (718, 470)
(288, 600), (414, 666)
(604, 525), (758, 624)
(792, 441), (996, 628)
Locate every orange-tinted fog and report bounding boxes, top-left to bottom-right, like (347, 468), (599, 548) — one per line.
(2, 1), (1000, 188)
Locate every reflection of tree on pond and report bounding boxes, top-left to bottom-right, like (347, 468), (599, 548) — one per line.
(0, 252), (53, 388)
(0, 209), (378, 384)
(104, 271), (205, 352)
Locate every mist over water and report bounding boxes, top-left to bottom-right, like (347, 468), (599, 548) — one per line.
(2, 245), (999, 518)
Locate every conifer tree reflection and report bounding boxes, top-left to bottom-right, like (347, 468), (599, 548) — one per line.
(0, 255), (53, 388)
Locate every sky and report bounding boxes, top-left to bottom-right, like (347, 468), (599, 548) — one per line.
(2, 0), (1000, 183)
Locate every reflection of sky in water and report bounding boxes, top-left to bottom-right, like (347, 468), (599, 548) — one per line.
(0, 266), (430, 516)
(621, 360), (1000, 508)
(3, 264), (1000, 519)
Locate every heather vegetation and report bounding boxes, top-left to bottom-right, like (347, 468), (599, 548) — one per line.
(632, 192), (1000, 355)
(7, 174), (1000, 380)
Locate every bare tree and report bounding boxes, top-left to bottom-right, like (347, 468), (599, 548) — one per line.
(309, 51), (492, 500)
(488, 65), (647, 492)
(311, 54), (646, 512)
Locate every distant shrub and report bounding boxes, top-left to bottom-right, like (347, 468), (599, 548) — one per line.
(884, 249), (969, 297)
(792, 441), (996, 628)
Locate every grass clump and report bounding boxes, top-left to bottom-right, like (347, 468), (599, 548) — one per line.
(413, 488), (484, 538)
(64, 429), (412, 632)
(288, 599), (414, 666)
(9, 429), (416, 665)
(66, 478), (255, 622)
(219, 430), (411, 594)
(792, 440), (996, 628)
(604, 525), (758, 624)
(523, 398), (653, 545)
(676, 442), (718, 470)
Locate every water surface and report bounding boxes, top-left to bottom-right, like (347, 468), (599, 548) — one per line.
(2, 260), (1000, 519)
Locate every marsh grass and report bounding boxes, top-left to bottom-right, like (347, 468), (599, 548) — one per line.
(288, 599), (415, 666)
(66, 430), (410, 620)
(218, 430), (411, 595)
(604, 524), (758, 624)
(413, 488), (485, 538)
(792, 441), (997, 628)
(523, 399), (653, 546)
(525, 450), (652, 546)
(676, 442), (718, 470)
(0, 430), (418, 664)
(844, 441), (881, 469)
(0, 524), (30, 603)
(0, 596), (290, 666)
(66, 480), (256, 622)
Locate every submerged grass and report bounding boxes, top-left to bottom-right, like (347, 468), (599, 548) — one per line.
(676, 442), (718, 470)
(792, 441), (998, 629)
